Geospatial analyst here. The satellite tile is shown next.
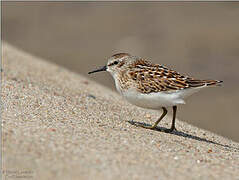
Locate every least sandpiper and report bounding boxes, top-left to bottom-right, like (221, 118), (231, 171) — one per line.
(88, 53), (222, 133)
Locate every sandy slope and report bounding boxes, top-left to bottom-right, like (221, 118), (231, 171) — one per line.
(2, 43), (239, 180)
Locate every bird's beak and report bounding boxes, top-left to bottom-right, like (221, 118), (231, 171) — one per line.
(88, 65), (107, 74)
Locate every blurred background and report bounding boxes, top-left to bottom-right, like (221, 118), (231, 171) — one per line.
(2, 2), (239, 142)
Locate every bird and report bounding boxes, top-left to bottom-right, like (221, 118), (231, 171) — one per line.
(88, 53), (222, 133)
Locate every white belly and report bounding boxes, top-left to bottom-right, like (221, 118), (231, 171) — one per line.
(120, 88), (185, 109)
(113, 75), (203, 109)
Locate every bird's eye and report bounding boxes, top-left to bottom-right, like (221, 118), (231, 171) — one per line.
(113, 61), (119, 65)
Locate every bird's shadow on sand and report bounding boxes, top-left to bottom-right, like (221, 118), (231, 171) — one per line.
(128, 120), (239, 152)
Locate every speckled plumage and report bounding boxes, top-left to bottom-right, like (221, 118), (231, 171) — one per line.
(88, 53), (223, 132)
(117, 57), (221, 94)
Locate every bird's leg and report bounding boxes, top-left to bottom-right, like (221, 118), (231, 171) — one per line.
(164, 106), (177, 133)
(132, 107), (168, 129)
(150, 107), (168, 129)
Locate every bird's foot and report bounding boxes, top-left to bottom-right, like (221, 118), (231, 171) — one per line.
(163, 127), (177, 133)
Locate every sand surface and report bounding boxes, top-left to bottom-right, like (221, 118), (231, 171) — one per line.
(2, 43), (239, 179)
(3, 3), (239, 141)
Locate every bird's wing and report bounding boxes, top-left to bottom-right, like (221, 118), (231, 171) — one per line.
(128, 59), (222, 94)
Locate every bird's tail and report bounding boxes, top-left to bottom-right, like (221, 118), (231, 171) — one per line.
(186, 79), (223, 88)
(205, 80), (223, 87)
